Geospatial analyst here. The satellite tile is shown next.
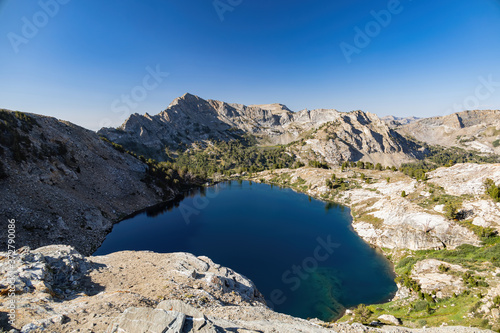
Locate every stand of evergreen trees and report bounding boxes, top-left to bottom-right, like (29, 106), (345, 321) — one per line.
(172, 140), (296, 178)
(401, 144), (499, 172)
(102, 138), (297, 189)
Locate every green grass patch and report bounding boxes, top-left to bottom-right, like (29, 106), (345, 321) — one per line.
(414, 236), (500, 269)
(340, 294), (493, 330)
(356, 213), (384, 228)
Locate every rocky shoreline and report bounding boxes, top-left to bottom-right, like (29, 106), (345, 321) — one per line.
(247, 163), (500, 329)
(0, 245), (495, 332)
(249, 164), (500, 251)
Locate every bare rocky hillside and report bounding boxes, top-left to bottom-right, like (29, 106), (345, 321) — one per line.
(289, 111), (425, 166)
(0, 110), (176, 255)
(394, 110), (500, 154)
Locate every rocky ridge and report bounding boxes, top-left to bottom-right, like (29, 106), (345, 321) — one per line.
(289, 111), (424, 167)
(98, 94), (425, 165)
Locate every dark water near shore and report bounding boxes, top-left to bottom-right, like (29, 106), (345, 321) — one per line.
(95, 181), (397, 321)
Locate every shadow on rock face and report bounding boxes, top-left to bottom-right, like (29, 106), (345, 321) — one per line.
(0, 245), (106, 301)
(0, 311), (15, 331)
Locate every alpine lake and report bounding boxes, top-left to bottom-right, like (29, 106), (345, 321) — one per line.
(95, 181), (397, 321)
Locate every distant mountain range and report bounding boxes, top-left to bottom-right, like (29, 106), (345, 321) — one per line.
(380, 115), (420, 126)
(98, 93), (500, 165)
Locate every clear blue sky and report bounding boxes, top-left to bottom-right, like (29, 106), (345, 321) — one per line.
(1, 0), (500, 130)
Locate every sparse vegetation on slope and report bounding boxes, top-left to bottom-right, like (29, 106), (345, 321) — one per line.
(0, 109), (39, 164)
(100, 136), (203, 195)
(401, 143), (500, 172)
(169, 140), (296, 179)
(485, 178), (500, 202)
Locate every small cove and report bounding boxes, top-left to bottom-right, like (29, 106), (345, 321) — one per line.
(95, 181), (397, 321)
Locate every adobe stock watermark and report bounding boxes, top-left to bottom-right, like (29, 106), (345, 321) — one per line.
(213, 0), (242, 22)
(178, 186), (223, 225)
(7, 0), (71, 54)
(340, 0), (412, 64)
(266, 235), (340, 310)
(99, 65), (169, 129)
(444, 75), (500, 115)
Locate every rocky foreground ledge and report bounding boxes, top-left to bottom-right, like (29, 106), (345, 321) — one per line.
(0, 246), (492, 332)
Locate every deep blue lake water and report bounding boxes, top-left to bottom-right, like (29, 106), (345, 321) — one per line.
(95, 181), (397, 321)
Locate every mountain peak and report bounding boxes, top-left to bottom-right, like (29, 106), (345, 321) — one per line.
(177, 92), (204, 103)
(249, 103), (292, 114)
(167, 93), (207, 109)
(180, 92), (199, 99)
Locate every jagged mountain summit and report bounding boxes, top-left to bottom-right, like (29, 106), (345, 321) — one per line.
(98, 93), (424, 165)
(99, 93), (337, 156)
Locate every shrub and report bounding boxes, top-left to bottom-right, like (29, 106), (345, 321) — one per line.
(479, 319), (490, 329)
(308, 160), (329, 169)
(353, 304), (373, 324)
(401, 144), (500, 172)
(493, 139), (500, 148)
(417, 319), (428, 327)
(401, 190), (407, 197)
(462, 271), (489, 288)
(396, 256), (418, 270)
(395, 272), (421, 291)
(469, 301), (482, 313)
(326, 175), (347, 190)
(485, 178), (500, 202)
(438, 264), (450, 273)
(294, 161), (305, 168)
(412, 300), (428, 312)
(424, 293), (435, 303)
(444, 201), (460, 220)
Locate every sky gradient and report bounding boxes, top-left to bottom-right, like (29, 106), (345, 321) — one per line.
(1, 0), (500, 130)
